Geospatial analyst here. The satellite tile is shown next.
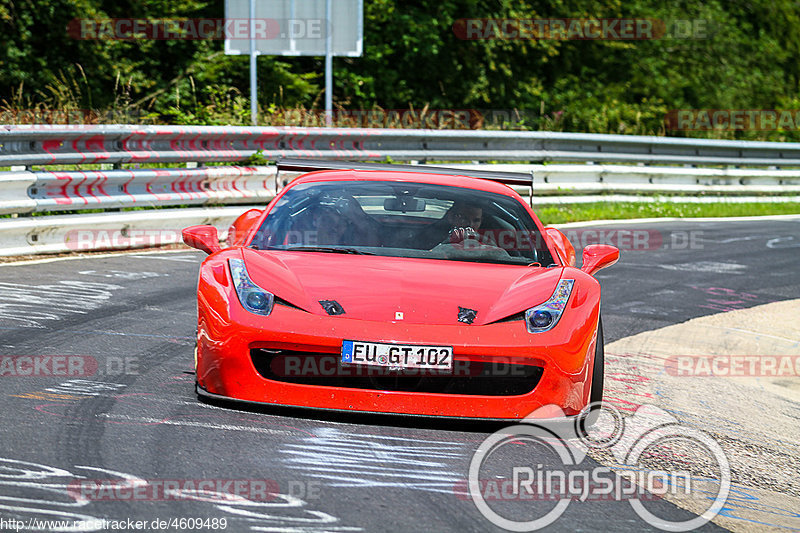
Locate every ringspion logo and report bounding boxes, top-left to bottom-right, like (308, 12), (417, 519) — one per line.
(467, 403), (730, 531)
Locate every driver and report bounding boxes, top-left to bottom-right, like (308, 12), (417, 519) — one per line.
(419, 201), (483, 249)
(444, 202), (483, 244)
(448, 202), (483, 230)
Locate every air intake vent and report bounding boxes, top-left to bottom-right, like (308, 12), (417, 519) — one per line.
(250, 348), (543, 396)
(458, 307), (477, 324)
(319, 300), (345, 316)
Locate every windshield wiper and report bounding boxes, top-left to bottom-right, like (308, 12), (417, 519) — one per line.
(283, 246), (376, 255)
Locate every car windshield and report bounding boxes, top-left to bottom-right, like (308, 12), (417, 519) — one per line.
(249, 180), (554, 266)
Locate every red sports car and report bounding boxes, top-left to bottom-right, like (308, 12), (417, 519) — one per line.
(182, 160), (619, 420)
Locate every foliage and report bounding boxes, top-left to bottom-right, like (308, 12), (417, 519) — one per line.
(2, 0), (800, 140)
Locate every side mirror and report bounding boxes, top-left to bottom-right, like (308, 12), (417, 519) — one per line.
(226, 209), (263, 247)
(544, 228), (576, 266)
(581, 244), (620, 276)
(182, 225), (221, 255)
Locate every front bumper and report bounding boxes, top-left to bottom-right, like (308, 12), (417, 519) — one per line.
(196, 298), (600, 420)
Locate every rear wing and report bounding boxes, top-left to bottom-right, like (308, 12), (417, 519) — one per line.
(275, 158), (533, 186)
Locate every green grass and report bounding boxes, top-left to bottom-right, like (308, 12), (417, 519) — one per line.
(536, 201), (800, 225)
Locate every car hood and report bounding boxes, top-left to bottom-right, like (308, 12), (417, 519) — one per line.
(241, 248), (563, 325)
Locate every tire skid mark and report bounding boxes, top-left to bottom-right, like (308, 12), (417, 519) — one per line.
(0, 456), (362, 532)
(0, 281), (123, 328)
(20, 389), (317, 438)
(279, 428), (469, 494)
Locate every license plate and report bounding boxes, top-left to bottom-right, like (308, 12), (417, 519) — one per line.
(341, 340), (453, 371)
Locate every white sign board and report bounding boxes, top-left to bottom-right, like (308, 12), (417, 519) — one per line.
(225, 0), (363, 56)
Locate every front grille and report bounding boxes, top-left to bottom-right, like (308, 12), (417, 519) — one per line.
(250, 348), (543, 396)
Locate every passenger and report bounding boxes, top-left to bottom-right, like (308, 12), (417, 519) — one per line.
(313, 205), (349, 245)
(311, 197), (380, 246)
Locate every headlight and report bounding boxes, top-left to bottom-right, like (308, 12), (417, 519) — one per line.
(525, 279), (574, 333)
(229, 258), (274, 316)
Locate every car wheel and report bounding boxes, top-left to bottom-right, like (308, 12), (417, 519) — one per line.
(589, 316), (604, 404)
(576, 316), (605, 436)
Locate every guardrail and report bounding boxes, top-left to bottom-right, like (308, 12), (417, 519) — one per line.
(5, 163), (799, 217)
(0, 207), (251, 256)
(0, 166), (276, 215)
(2, 125), (800, 257)
(5, 125), (800, 167)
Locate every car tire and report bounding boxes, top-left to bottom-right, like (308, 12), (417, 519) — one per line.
(589, 316), (604, 405)
(576, 316), (605, 436)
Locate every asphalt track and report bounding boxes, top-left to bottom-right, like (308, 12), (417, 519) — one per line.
(0, 216), (798, 532)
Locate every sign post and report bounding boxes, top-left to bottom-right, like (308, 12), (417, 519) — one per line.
(249, 0), (257, 125)
(225, 0), (364, 126)
(324, 0), (332, 126)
